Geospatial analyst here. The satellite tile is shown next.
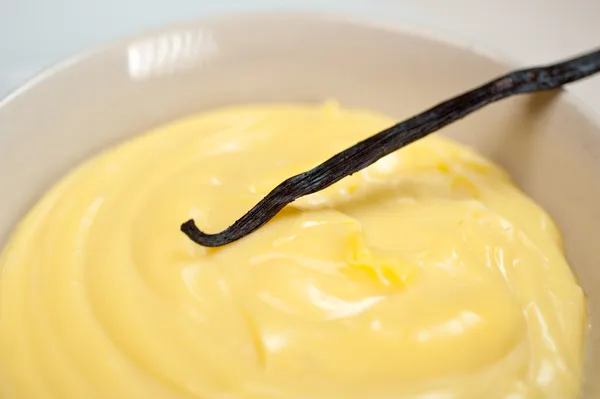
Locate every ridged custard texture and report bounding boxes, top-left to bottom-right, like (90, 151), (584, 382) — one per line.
(0, 102), (586, 399)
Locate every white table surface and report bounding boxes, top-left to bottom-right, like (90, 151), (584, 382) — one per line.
(1, 0), (599, 116)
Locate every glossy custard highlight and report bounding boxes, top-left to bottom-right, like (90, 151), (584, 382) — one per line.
(0, 103), (586, 399)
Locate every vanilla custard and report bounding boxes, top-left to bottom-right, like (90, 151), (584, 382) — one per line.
(0, 103), (586, 398)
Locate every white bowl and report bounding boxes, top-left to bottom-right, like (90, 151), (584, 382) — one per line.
(0, 12), (598, 397)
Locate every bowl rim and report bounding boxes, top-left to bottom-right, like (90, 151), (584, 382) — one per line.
(1, 11), (600, 130)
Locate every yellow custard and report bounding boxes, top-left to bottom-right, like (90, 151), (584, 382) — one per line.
(0, 103), (586, 399)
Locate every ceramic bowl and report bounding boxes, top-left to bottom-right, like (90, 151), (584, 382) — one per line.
(0, 13), (598, 397)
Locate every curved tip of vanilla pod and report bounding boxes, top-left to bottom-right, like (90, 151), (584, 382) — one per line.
(181, 219), (232, 247)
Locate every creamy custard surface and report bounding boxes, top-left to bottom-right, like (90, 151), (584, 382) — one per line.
(0, 103), (586, 399)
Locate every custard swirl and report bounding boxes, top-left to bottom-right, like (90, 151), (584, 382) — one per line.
(0, 103), (586, 399)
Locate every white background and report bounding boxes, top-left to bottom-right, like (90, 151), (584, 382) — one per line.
(1, 0), (599, 111)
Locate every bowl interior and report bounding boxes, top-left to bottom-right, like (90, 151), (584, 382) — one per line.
(0, 13), (599, 396)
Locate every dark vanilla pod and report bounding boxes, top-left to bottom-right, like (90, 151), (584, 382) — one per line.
(182, 47), (600, 247)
